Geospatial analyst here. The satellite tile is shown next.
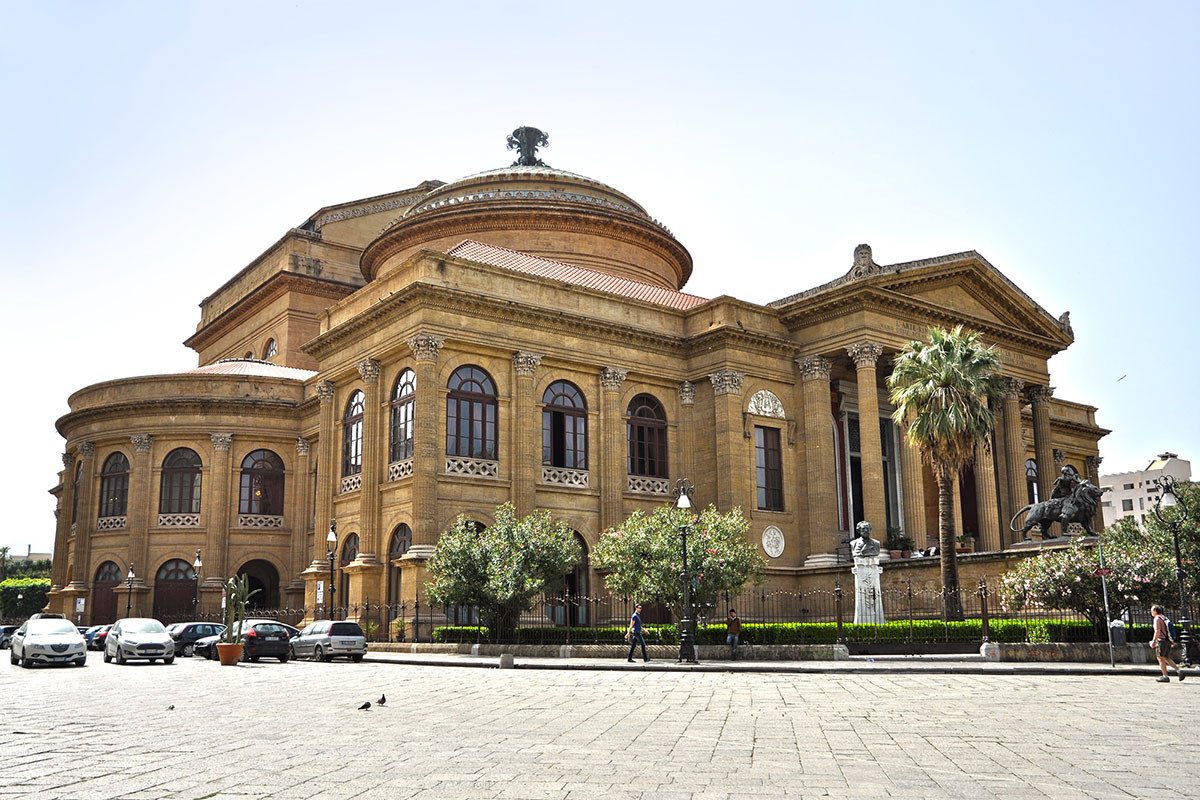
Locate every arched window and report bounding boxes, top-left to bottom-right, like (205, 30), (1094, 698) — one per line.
(627, 394), (668, 478)
(156, 558), (196, 581)
(542, 381), (588, 469)
(263, 338), (277, 360)
(387, 524), (412, 607)
(339, 533), (359, 608)
(159, 448), (202, 514)
(390, 369), (416, 462)
(95, 562), (121, 583)
(341, 533), (359, 566)
(342, 391), (365, 477)
(239, 449), (285, 515)
(1026, 458), (1039, 504)
(98, 453), (130, 518)
(70, 461), (81, 524)
(446, 365), (498, 460)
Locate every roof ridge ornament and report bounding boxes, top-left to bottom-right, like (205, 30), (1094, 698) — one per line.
(849, 243), (882, 278)
(507, 126), (549, 167)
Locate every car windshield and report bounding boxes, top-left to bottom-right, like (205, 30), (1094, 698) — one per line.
(330, 623), (364, 637)
(122, 619), (167, 634)
(29, 620), (79, 635)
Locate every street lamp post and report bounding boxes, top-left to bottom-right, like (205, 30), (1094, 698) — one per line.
(192, 549), (203, 614)
(327, 520), (338, 621)
(1152, 475), (1193, 667)
(125, 563), (135, 618)
(673, 479), (698, 664)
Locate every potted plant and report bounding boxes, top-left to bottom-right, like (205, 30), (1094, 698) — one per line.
(955, 533), (976, 554)
(216, 574), (257, 666)
(885, 528), (913, 559)
(392, 617), (407, 643)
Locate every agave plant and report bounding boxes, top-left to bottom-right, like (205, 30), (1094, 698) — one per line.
(220, 574), (259, 644)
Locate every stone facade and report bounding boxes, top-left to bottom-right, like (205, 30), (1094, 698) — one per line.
(46, 143), (1109, 627)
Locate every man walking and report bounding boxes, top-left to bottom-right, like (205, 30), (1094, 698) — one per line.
(626, 603), (649, 663)
(1151, 605), (1184, 682)
(726, 609), (741, 660)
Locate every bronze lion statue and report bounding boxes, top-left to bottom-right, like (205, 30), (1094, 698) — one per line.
(1010, 480), (1107, 539)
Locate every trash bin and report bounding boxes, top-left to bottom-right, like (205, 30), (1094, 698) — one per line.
(1108, 619), (1126, 647)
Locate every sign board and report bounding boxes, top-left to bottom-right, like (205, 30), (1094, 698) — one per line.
(75, 598), (86, 614)
(316, 581), (325, 604)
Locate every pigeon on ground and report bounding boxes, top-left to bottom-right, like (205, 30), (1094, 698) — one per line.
(167, 705), (175, 711)
(377, 694), (386, 706)
(358, 702), (371, 711)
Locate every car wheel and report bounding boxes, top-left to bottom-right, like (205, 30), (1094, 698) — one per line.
(250, 655), (260, 663)
(278, 652), (289, 663)
(103, 649), (112, 663)
(164, 657), (174, 665)
(75, 658), (86, 667)
(352, 654), (364, 663)
(182, 644), (194, 658)
(207, 646), (217, 661)
(8, 649), (16, 666)
(116, 648), (126, 665)
(21, 651), (33, 669)
(148, 658), (157, 664)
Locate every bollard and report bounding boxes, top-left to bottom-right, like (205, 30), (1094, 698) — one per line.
(499, 653), (514, 669)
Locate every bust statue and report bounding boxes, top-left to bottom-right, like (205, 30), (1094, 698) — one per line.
(851, 520), (881, 559)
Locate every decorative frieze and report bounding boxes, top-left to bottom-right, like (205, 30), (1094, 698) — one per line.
(627, 475), (671, 495)
(131, 434), (154, 453)
(541, 467), (589, 488)
(709, 369), (745, 396)
(296, 437), (311, 456)
(796, 356), (832, 381)
(315, 380), (336, 403)
(387, 459), (414, 481)
(445, 457), (499, 478)
(678, 381), (695, 406)
(340, 475), (362, 493)
(158, 514), (200, 528)
(96, 516), (127, 531)
(512, 351), (542, 377)
(356, 358), (382, 384)
(747, 389), (786, 418)
(211, 433), (233, 452)
(847, 341), (884, 368)
(408, 333), (445, 362)
(237, 514), (284, 529)
(599, 367), (628, 391)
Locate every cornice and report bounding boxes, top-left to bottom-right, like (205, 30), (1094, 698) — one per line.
(684, 326), (799, 360)
(57, 397), (304, 438)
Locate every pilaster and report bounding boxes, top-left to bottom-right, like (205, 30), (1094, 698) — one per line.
(797, 356), (838, 566)
(309, 380), (338, 573)
(599, 366), (628, 532)
(992, 400), (1012, 540)
(127, 434), (154, 578)
(289, 436), (312, 597)
(408, 333), (444, 557)
(356, 358), (383, 565)
(847, 342), (887, 534)
(709, 369), (746, 510)
(66, 441), (95, 592)
(678, 381), (696, 488)
(512, 351), (542, 516)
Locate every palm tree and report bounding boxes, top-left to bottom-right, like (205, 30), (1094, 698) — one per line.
(887, 325), (1002, 620)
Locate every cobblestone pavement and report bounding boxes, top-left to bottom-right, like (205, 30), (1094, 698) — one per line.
(1, 651), (1196, 799)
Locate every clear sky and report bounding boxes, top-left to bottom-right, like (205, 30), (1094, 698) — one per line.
(3, 2), (1197, 555)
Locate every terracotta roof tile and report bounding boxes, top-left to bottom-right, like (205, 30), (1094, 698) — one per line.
(446, 240), (707, 311)
(187, 359), (317, 381)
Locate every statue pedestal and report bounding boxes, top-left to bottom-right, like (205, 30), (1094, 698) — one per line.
(851, 555), (885, 624)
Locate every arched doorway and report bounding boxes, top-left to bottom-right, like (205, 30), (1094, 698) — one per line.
(237, 560), (280, 609)
(563, 533), (589, 626)
(387, 525), (412, 607)
(92, 561), (121, 624)
(152, 559), (197, 622)
(339, 534), (359, 611)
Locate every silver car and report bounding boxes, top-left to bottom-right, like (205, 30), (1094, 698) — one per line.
(290, 620), (368, 662)
(9, 618), (87, 668)
(104, 618), (175, 665)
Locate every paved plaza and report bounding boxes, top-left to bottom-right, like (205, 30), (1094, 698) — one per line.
(1, 652), (1197, 799)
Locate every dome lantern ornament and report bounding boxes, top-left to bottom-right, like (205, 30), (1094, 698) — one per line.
(507, 126), (549, 167)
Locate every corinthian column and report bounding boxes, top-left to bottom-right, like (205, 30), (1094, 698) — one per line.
(847, 342), (887, 534)
(512, 352), (542, 516)
(974, 436), (1001, 551)
(1028, 385), (1056, 512)
(798, 356), (838, 565)
(678, 381), (696, 488)
(127, 434), (154, 586)
(356, 358), (383, 564)
(67, 442), (96, 592)
(898, 415), (928, 547)
(408, 334), (444, 556)
(309, 380), (337, 571)
(206, 433), (233, 583)
(709, 369), (746, 510)
(1085, 455), (1105, 533)
(1000, 378), (1026, 545)
(599, 367), (628, 532)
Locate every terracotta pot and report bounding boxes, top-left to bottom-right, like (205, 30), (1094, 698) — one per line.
(888, 549), (903, 559)
(901, 550), (912, 559)
(216, 642), (244, 666)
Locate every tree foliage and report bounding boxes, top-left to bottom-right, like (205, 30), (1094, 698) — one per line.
(592, 504), (764, 618)
(0, 578), (51, 620)
(427, 503), (581, 641)
(1001, 481), (1200, 625)
(888, 325), (1002, 620)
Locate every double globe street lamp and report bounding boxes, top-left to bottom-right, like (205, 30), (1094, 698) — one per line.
(673, 479), (699, 664)
(125, 563), (135, 618)
(1152, 475), (1194, 667)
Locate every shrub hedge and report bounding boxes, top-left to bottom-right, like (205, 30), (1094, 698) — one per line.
(0, 578), (51, 619)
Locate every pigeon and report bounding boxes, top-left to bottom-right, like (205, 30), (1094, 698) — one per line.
(167, 705), (175, 711)
(358, 702), (371, 711)
(377, 694), (386, 706)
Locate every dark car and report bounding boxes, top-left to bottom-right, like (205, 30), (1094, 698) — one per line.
(0, 625), (19, 649)
(201, 620), (291, 663)
(168, 622), (226, 657)
(90, 625), (112, 650)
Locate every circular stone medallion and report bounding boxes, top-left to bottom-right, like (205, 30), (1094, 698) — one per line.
(761, 525), (785, 559)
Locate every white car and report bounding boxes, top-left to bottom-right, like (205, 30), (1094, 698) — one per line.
(104, 618), (175, 665)
(9, 618), (88, 668)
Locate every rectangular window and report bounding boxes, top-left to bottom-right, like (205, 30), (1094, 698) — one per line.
(1123, 483), (1135, 490)
(755, 426), (783, 511)
(1121, 499), (1134, 512)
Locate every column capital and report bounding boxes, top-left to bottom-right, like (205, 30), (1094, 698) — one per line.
(846, 341), (884, 368)
(1001, 377), (1025, 399)
(62, 452), (73, 469)
(131, 434), (153, 454)
(210, 432), (233, 452)
(708, 369), (745, 396)
(407, 332), (445, 362)
(356, 358), (382, 384)
(1053, 448), (1066, 466)
(599, 366), (627, 391)
(79, 441), (95, 459)
(296, 437), (311, 456)
(512, 351), (542, 377)
(1027, 384), (1054, 404)
(1085, 455), (1103, 472)
(678, 380), (696, 406)
(315, 380), (336, 403)
(796, 355), (832, 381)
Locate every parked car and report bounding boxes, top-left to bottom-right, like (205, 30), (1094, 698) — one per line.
(279, 622), (301, 640)
(104, 618), (175, 665)
(90, 625), (112, 651)
(8, 618), (87, 668)
(169, 622), (226, 657)
(0, 625), (18, 649)
(28, 613), (65, 620)
(291, 620), (368, 663)
(201, 619), (291, 662)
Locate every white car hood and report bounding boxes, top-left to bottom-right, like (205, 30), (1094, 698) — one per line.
(28, 633), (85, 647)
(120, 633), (172, 646)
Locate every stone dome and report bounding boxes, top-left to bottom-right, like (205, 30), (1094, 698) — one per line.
(360, 164), (692, 290)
